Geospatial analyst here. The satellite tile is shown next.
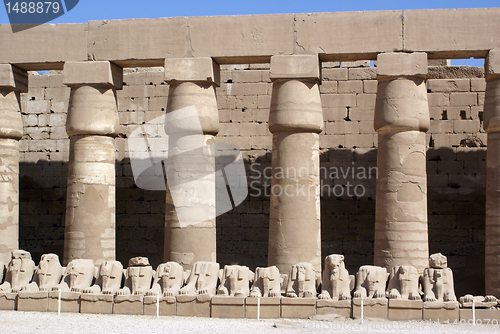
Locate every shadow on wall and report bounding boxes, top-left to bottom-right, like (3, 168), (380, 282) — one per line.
(18, 146), (485, 297)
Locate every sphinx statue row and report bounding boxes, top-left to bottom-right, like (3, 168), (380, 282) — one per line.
(0, 250), (491, 303)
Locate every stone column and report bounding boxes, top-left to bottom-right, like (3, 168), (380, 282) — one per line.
(163, 58), (220, 270)
(484, 50), (500, 297)
(0, 65), (26, 264)
(373, 52), (430, 273)
(267, 55), (323, 274)
(62, 61), (123, 266)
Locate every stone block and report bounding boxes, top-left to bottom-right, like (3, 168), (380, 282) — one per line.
(422, 301), (459, 322)
(404, 8), (500, 57)
(80, 294), (114, 314)
(450, 93), (477, 106)
(322, 94), (357, 108)
(17, 292), (49, 312)
(0, 64), (28, 92)
(316, 299), (352, 318)
(388, 299), (423, 321)
(486, 50), (500, 79)
(143, 296), (176, 316)
(377, 52), (428, 78)
(0, 23), (87, 66)
(48, 291), (80, 313)
(295, 11), (402, 57)
(63, 61), (123, 89)
(0, 293), (17, 310)
(281, 297), (316, 319)
(470, 78), (486, 92)
(164, 58), (220, 86)
(245, 297), (281, 319)
(113, 295), (144, 315)
(459, 308), (500, 323)
(270, 55), (320, 80)
(323, 68), (348, 81)
(211, 296), (245, 318)
(349, 68), (377, 80)
(176, 294), (211, 317)
(338, 81), (363, 94)
(363, 80), (378, 94)
(352, 298), (388, 319)
(427, 79), (470, 93)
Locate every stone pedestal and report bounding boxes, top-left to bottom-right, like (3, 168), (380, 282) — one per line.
(422, 301), (459, 322)
(143, 296), (176, 316)
(176, 294), (211, 317)
(460, 309), (500, 323)
(211, 296), (245, 318)
(388, 299), (423, 321)
(352, 298), (388, 319)
(281, 297), (316, 319)
(484, 50), (500, 297)
(0, 292), (17, 310)
(373, 52), (430, 273)
(62, 61), (123, 266)
(245, 297), (281, 319)
(113, 295), (144, 315)
(48, 291), (80, 313)
(0, 64), (26, 265)
(267, 55), (323, 274)
(163, 58), (220, 270)
(80, 294), (114, 314)
(17, 291), (49, 312)
(316, 299), (352, 318)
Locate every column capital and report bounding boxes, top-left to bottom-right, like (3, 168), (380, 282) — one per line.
(63, 61), (123, 89)
(0, 64), (28, 93)
(486, 50), (500, 80)
(164, 58), (220, 86)
(376, 52), (428, 80)
(270, 54), (320, 81)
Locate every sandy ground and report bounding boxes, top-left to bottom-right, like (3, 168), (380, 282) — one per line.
(1, 311), (500, 334)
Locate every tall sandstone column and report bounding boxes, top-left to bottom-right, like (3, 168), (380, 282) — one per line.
(267, 55), (323, 274)
(163, 58), (220, 270)
(484, 50), (500, 297)
(0, 65), (26, 264)
(374, 52), (430, 273)
(62, 61), (123, 266)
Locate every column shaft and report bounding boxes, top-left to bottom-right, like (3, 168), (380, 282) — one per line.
(373, 53), (430, 273)
(484, 50), (500, 296)
(0, 65), (26, 264)
(267, 55), (323, 274)
(163, 58), (220, 270)
(62, 61), (122, 266)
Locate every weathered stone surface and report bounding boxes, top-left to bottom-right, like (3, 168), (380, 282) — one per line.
(460, 309), (500, 323)
(17, 291), (49, 312)
(281, 297), (316, 319)
(294, 11), (403, 58)
(388, 299), (423, 321)
(423, 254), (457, 303)
(403, 8), (500, 58)
(63, 61), (123, 89)
(79, 294), (113, 314)
(0, 24), (87, 69)
(0, 250), (37, 293)
(47, 291), (80, 313)
(164, 58), (220, 86)
(422, 301), (459, 322)
(179, 262), (219, 296)
(143, 295), (176, 316)
(147, 262), (184, 297)
(245, 297), (281, 319)
(376, 53), (427, 78)
(387, 266), (420, 300)
(211, 296), (245, 318)
(286, 263), (317, 298)
(352, 298), (388, 319)
(217, 265), (252, 297)
(318, 254), (352, 301)
(0, 65), (28, 93)
(113, 294), (143, 315)
(83, 261), (123, 295)
(353, 266), (389, 299)
(176, 294), (211, 317)
(316, 299), (351, 318)
(270, 55), (320, 80)
(250, 266), (282, 298)
(54, 259), (95, 292)
(35, 254), (63, 292)
(0, 292), (17, 310)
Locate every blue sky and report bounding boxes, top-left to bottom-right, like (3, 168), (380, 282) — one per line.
(2, 0), (498, 66)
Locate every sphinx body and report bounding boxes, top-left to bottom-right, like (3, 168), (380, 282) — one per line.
(286, 262), (317, 298)
(319, 254), (352, 300)
(387, 265), (420, 300)
(117, 257), (154, 296)
(146, 262), (185, 297)
(0, 250), (37, 293)
(217, 265), (252, 297)
(53, 259), (96, 292)
(250, 266), (282, 297)
(179, 261), (219, 296)
(353, 265), (389, 299)
(83, 261), (124, 295)
(35, 254), (63, 292)
(422, 253), (456, 302)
